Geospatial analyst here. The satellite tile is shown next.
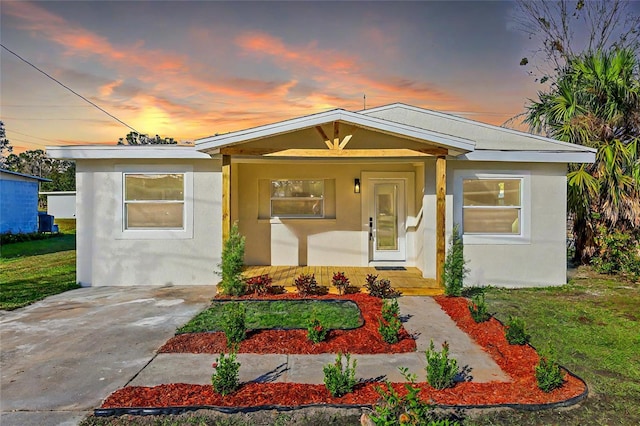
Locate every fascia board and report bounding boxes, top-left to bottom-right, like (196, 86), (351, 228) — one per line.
(46, 146), (211, 160)
(461, 150), (596, 163)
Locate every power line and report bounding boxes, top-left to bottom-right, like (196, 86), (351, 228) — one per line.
(8, 129), (59, 143)
(1, 43), (140, 134)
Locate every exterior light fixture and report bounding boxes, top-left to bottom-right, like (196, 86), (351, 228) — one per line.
(354, 178), (361, 193)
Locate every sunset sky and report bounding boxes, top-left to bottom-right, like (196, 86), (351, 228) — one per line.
(1, 1), (625, 153)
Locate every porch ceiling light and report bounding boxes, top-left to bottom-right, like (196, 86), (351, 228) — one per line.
(354, 178), (361, 194)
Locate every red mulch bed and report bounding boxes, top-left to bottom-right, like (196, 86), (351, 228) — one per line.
(101, 295), (587, 410)
(159, 293), (416, 354)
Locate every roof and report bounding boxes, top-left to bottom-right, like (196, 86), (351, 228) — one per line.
(196, 108), (476, 153)
(361, 103), (596, 162)
(0, 168), (52, 182)
(47, 145), (211, 160)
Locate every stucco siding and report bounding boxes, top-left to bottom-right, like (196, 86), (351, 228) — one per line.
(76, 159), (220, 287)
(447, 161), (567, 287)
(0, 178), (39, 234)
(235, 162), (421, 267)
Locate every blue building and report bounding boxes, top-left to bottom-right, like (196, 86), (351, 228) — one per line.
(1, 169), (51, 234)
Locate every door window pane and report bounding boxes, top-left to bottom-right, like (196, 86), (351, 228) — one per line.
(376, 183), (398, 250)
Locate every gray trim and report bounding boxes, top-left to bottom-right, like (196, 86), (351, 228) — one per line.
(47, 146), (211, 160)
(460, 150), (596, 163)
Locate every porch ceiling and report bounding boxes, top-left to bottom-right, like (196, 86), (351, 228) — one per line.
(196, 109), (475, 158)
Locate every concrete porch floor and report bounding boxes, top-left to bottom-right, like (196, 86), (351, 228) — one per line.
(242, 265), (443, 296)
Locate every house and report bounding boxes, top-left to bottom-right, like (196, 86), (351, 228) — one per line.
(47, 103), (595, 288)
(0, 169), (51, 234)
(40, 191), (77, 219)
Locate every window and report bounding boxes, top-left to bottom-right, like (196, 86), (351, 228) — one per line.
(124, 173), (185, 229)
(270, 180), (324, 218)
(462, 178), (522, 234)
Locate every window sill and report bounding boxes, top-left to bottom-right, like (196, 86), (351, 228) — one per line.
(463, 234), (530, 245)
(116, 228), (192, 240)
(258, 218), (337, 224)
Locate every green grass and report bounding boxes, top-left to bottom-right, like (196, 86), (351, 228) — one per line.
(466, 271), (640, 425)
(177, 300), (363, 333)
(0, 220), (78, 310)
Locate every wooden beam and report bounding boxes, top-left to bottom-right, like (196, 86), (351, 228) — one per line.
(315, 126), (333, 150)
(333, 122), (340, 149)
(222, 155), (231, 243)
(435, 156), (446, 288)
(265, 149), (439, 157)
(220, 147), (282, 156)
(413, 147), (448, 156)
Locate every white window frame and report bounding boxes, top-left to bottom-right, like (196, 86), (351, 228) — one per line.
(115, 165), (193, 240)
(453, 170), (530, 245)
(270, 179), (324, 218)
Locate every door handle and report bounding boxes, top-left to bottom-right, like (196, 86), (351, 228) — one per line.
(369, 217), (373, 241)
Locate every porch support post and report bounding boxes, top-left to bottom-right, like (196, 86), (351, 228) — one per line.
(435, 155), (446, 288)
(222, 154), (231, 243)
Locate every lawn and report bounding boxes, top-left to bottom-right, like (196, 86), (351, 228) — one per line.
(0, 219), (79, 310)
(177, 299), (363, 333)
(468, 270), (640, 425)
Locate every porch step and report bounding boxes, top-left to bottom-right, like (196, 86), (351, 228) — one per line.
(279, 286), (444, 297)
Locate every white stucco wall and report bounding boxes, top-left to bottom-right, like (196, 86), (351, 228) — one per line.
(421, 161), (568, 287)
(76, 159), (221, 287)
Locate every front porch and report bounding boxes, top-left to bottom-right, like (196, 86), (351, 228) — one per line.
(242, 265), (442, 296)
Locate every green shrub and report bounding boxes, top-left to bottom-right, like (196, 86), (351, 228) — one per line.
(364, 274), (402, 298)
(381, 298), (400, 322)
(0, 231), (63, 245)
(379, 315), (402, 344)
(307, 318), (328, 343)
(505, 316), (530, 345)
(535, 351), (565, 392)
(294, 273), (320, 296)
(331, 271), (350, 295)
(592, 226), (640, 280)
(369, 367), (459, 426)
(218, 223), (246, 296)
(468, 293), (491, 323)
(244, 274), (272, 296)
(323, 352), (357, 397)
(425, 340), (458, 390)
(222, 302), (246, 347)
(211, 351), (240, 395)
(443, 224), (469, 296)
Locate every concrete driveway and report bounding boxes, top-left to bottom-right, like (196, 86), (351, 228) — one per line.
(0, 285), (214, 426)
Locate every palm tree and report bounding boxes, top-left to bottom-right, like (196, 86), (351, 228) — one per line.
(525, 48), (640, 262)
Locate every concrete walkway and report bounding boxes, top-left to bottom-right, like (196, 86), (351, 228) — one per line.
(1, 289), (509, 426)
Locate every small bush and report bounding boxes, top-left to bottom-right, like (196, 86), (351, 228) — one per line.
(468, 293), (491, 323)
(425, 340), (458, 390)
(295, 273), (320, 296)
(443, 224), (469, 296)
(323, 352), (357, 397)
(370, 367), (450, 425)
(222, 302), (246, 347)
(592, 226), (640, 280)
(381, 298), (400, 322)
(211, 351), (240, 396)
(244, 274), (272, 296)
(218, 223), (246, 296)
(364, 274), (402, 299)
(505, 316), (530, 345)
(0, 231), (63, 245)
(379, 315), (402, 344)
(307, 318), (328, 343)
(331, 271), (350, 295)
(535, 351), (565, 392)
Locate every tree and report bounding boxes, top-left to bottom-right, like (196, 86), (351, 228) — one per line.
(0, 121), (13, 167)
(514, 0), (640, 83)
(3, 148), (75, 191)
(117, 131), (177, 145)
(525, 47), (640, 262)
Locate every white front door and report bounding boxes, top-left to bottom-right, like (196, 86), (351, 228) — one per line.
(368, 179), (406, 261)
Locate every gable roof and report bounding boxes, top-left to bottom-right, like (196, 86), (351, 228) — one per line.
(196, 108), (476, 153)
(361, 103), (596, 162)
(0, 168), (51, 182)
